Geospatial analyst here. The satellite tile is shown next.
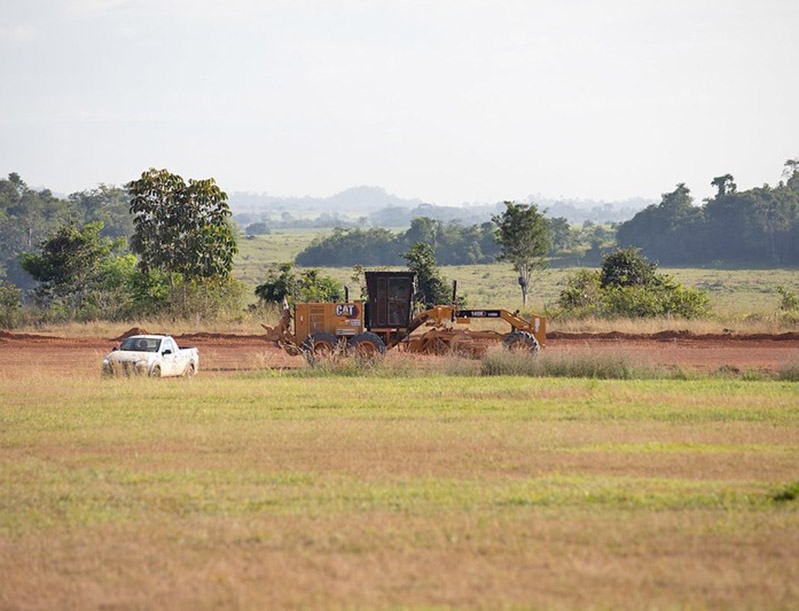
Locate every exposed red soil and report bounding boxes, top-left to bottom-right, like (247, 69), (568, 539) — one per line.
(1, 328), (798, 378)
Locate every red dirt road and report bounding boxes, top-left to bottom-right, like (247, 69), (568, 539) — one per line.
(1, 329), (798, 378)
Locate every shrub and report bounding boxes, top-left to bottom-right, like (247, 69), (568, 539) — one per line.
(255, 263), (343, 305)
(0, 281), (22, 328)
(557, 249), (710, 319)
(777, 286), (799, 312)
(772, 482), (799, 502)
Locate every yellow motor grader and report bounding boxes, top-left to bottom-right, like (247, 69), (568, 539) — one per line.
(263, 271), (545, 362)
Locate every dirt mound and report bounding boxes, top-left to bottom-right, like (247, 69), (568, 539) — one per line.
(177, 332), (267, 341)
(548, 330), (799, 342)
(0, 330), (60, 341)
(112, 327), (149, 341)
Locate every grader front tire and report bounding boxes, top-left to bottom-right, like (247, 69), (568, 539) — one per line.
(503, 331), (540, 354)
(301, 332), (340, 365)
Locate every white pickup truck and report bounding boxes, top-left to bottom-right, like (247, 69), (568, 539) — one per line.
(102, 334), (199, 378)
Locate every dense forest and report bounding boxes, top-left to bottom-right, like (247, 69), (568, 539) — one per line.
(292, 214), (606, 267)
(295, 218), (501, 266)
(617, 160), (799, 266)
(0, 173), (131, 288)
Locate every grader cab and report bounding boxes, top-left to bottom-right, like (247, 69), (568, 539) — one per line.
(263, 270), (545, 363)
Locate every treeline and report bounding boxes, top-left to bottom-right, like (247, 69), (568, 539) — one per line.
(294, 216), (594, 267)
(617, 161), (799, 266)
(1, 170), (242, 325)
(0, 173), (132, 287)
(296, 218), (502, 266)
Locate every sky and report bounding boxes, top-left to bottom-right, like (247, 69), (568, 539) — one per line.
(1, 0), (798, 206)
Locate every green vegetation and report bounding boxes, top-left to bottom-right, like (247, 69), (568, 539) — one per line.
(402, 242), (452, 309)
(19, 221), (133, 320)
(3, 167), (799, 329)
(254, 262), (344, 304)
(618, 159), (799, 266)
(295, 218), (501, 267)
(557, 248), (711, 319)
(128, 168), (237, 284)
(2, 170), (245, 324)
(493, 201), (551, 305)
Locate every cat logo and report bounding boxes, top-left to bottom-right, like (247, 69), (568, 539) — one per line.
(335, 304), (358, 318)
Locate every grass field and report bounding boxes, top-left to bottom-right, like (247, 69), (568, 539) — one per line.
(2, 369), (798, 608)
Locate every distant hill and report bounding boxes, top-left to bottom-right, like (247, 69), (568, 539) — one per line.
(230, 186), (421, 216)
(229, 186), (651, 228)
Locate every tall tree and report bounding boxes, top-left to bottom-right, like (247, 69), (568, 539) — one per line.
(128, 168), (237, 283)
(402, 242), (451, 310)
(711, 174), (737, 197)
(492, 201), (550, 306)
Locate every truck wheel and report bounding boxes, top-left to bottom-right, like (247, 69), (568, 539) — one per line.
(347, 332), (386, 359)
(503, 331), (540, 354)
(301, 332), (340, 364)
(183, 363), (196, 378)
(150, 365), (162, 378)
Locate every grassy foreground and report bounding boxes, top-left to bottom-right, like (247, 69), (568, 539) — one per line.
(1, 372), (798, 609)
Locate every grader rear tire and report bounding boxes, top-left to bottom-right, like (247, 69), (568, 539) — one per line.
(503, 331), (540, 354)
(301, 331), (340, 365)
(347, 332), (386, 359)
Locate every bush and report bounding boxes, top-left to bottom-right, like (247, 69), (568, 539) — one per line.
(0, 281), (22, 328)
(777, 286), (799, 312)
(557, 249), (710, 319)
(255, 263), (344, 305)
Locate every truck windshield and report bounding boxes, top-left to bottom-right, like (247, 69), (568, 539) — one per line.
(119, 337), (161, 352)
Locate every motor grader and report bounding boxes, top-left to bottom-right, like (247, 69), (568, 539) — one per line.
(262, 271), (545, 363)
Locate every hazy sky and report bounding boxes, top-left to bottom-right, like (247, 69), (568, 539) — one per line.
(2, 0), (797, 205)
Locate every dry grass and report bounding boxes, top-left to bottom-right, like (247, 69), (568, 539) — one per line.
(9, 311), (285, 339)
(1, 370), (798, 609)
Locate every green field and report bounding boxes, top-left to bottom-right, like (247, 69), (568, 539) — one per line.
(235, 231), (799, 320)
(2, 370), (798, 608)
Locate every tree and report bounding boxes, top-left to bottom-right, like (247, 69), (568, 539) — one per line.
(492, 201), (550, 306)
(402, 242), (451, 310)
(128, 168), (237, 283)
(616, 184), (706, 264)
(0, 281), (22, 328)
(711, 174), (737, 197)
(599, 247), (657, 288)
(19, 221), (127, 318)
(783, 158), (799, 188)
(0, 173), (71, 286)
(255, 263), (343, 304)
(69, 184), (133, 238)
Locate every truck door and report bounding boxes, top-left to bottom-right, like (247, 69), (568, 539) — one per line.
(161, 337), (180, 376)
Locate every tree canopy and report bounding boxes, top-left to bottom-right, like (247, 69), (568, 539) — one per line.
(402, 242), (452, 309)
(128, 168), (237, 282)
(492, 201), (551, 306)
(617, 160), (799, 266)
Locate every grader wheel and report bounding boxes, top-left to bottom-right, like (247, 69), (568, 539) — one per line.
(503, 331), (540, 354)
(347, 332), (386, 359)
(301, 331), (340, 364)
